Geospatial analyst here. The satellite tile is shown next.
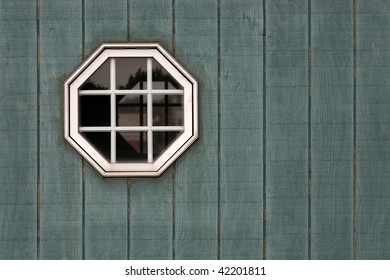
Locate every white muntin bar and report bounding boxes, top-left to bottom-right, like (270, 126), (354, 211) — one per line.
(79, 127), (112, 132)
(80, 89), (183, 94)
(147, 58), (153, 163)
(110, 58), (116, 163)
(152, 126), (184, 132)
(151, 89), (184, 95)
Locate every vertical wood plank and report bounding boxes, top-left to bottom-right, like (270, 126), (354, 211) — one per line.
(0, 0), (37, 259)
(130, 0), (173, 49)
(129, 0), (174, 260)
(266, 0), (309, 259)
(84, 0), (128, 54)
(220, 0), (263, 259)
(356, 0), (390, 259)
(39, 0), (83, 259)
(174, 0), (218, 259)
(310, 0), (353, 259)
(84, 0), (128, 259)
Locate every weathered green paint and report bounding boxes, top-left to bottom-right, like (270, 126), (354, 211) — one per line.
(356, 0), (390, 260)
(174, 0), (219, 259)
(129, 0), (174, 260)
(39, 0), (83, 260)
(1, 0), (390, 260)
(266, 0), (308, 259)
(0, 0), (37, 259)
(311, 0), (354, 259)
(220, 0), (263, 260)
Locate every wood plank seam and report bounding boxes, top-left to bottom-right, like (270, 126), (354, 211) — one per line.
(81, 159), (86, 260)
(127, 0), (130, 41)
(353, 0), (357, 261)
(217, 0), (221, 261)
(172, 164), (176, 260)
(172, 0), (176, 54)
(308, 0), (312, 261)
(262, 0), (267, 261)
(81, 0), (85, 60)
(127, 179), (131, 260)
(36, 0), (41, 260)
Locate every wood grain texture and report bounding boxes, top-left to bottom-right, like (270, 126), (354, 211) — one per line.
(220, 0), (263, 260)
(39, 0), (83, 259)
(84, 0), (128, 54)
(310, 0), (353, 259)
(129, 0), (173, 260)
(3, 0), (390, 261)
(84, 0), (128, 259)
(84, 171), (127, 259)
(356, 0), (390, 259)
(0, 0), (37, 259)
(130, 0), (173, 49)
(266, 0), (308, 259)
(174, 0), (218, 259)
(129, 177), (173, 259)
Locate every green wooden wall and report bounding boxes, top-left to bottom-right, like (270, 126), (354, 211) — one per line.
(0, 0), (389, 260)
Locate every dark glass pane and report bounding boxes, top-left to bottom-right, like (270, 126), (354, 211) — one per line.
(116, 58), (147, 89)
(153, 107), (164, 126)
(116, 132), (147, 162)
(152, 59), (182, 89)
(81, 132), (110, 161)
(153, 131), (182, 158)
(80, 96), (110, 126)
(153, 95), (184, 126)
(80, 59), (110, 90)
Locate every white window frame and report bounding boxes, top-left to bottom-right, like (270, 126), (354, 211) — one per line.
(64, 43), (198, 177)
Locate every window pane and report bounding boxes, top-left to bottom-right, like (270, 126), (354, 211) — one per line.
(80, 59), (110, 90)
(116, 95), (147, 126)
(116, 132), (147, 162)
(153, 95), (184, 126)
(81, 132), (110, 161)
(116, 58), (147, 89)
(80, 95), (111, 126)
(153, 131), (182, 159)
(152, 59), (182, 89)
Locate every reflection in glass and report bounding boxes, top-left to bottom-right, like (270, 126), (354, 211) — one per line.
(80, 96), (111, 126)
(80, 59), (110, 90)
(116, 58), (147, 89)
(116, 132), (147, 162)
(153, 95), (183, 126)
(117, 95), (147, 126)
(81, 132), (111, 161)
(152, 59), (182, 89)
(153, 131), (182, 159)
(77, 57), (187, 164)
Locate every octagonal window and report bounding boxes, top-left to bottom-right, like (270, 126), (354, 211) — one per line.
(64, 43), (198, 177)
